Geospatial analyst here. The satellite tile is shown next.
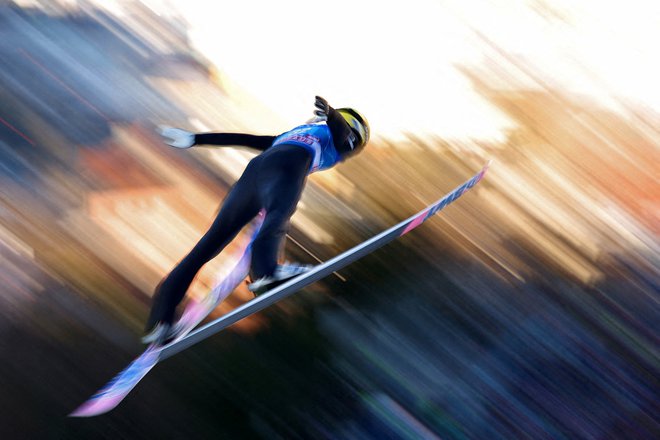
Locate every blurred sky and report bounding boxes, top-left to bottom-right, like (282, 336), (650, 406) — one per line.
(92, 0), (660, 140)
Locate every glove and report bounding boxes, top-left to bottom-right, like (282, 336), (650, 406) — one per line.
(157, 126), (194, 149)
(313, 96), (331, 121)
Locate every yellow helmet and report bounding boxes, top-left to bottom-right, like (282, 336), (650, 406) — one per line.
(337, 108), (370, 151)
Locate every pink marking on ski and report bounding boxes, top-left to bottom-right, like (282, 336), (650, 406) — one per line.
(402, 213), (426, 235)
(69, 348), (160, 417)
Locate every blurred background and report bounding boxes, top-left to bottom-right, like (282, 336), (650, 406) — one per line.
(0, 0), (658, 438)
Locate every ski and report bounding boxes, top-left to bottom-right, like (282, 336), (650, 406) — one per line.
(70, 161), (490, 417)
(70, 213), (264, 417)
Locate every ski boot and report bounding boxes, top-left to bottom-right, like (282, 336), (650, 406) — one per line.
(248, 263), (313, 296)
(141, 321), (175, 345)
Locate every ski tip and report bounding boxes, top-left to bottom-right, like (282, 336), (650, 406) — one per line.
(68, 401), (114, 418)
(68, 380), (139, 417)
(476, 160), (492, 181)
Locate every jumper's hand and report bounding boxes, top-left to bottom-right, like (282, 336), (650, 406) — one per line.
(157, 126), (194, 149)
(313, 96), (331, 121)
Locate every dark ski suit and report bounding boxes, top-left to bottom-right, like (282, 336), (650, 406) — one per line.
(147, 108), (358, 328)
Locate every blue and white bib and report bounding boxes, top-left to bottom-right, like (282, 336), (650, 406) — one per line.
(271, 123), (340, 173)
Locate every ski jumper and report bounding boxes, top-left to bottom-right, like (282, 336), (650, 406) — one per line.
(147, 110), (356, 328)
